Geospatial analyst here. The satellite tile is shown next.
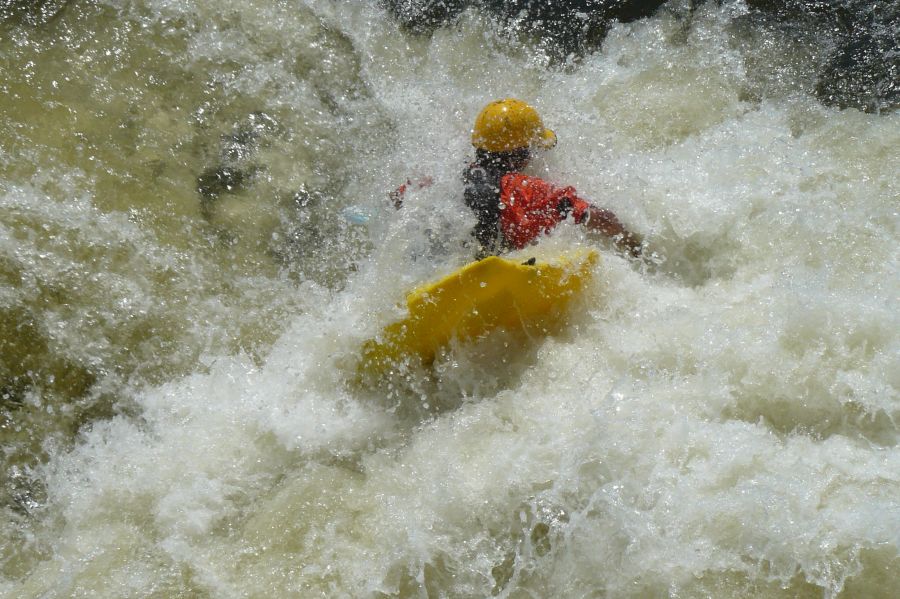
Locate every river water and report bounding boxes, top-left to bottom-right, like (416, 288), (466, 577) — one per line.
(1, 0), (898, 597)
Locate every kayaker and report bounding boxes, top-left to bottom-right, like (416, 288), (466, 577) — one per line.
(464, 98), (642, 257)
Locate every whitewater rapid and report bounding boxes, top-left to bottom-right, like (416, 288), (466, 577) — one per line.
(1, 0), (898, 597)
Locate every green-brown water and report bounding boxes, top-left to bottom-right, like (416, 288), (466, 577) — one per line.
(2, 1), (898, 596)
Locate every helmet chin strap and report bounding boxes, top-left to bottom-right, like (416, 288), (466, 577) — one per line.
(475, 147), (531, 173)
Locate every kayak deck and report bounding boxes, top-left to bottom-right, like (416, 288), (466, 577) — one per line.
(359, 248), (598, 374)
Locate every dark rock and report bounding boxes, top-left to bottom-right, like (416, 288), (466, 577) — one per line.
(382, 0), (669, 59)
(816, 30), (899, 113)
(488, 0), (670, 59)
(746, 0), (899, 112)
(221, 111), (280, 162)
(744, 0), (855, 22)
(197, 166), (251, 201)
(196, 112), (279, 218)
(196, 166), (259, 221)
(381, 0), (470, 32)
(385, 0), (897, 112)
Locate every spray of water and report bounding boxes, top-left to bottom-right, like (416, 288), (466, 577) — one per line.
(1, 0), (898, 596)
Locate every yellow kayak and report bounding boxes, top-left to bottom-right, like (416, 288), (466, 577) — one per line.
(359, 248), (599, 374)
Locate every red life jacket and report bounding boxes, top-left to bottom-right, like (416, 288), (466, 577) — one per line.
(499, 173), (591, 249)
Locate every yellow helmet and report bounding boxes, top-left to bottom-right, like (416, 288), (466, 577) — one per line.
(471, 99), (557, 153)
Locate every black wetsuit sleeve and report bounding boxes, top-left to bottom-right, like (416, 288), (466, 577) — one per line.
(463, 165), (503, 256)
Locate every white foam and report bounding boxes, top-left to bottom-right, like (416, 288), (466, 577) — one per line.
(3, 1), (899, 597)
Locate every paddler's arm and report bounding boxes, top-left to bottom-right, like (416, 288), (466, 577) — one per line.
(582, 205), (643, 256)
(389, 176), (434, 210)
(558, 192), (643, 256)
(389, 180), (409, 209)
